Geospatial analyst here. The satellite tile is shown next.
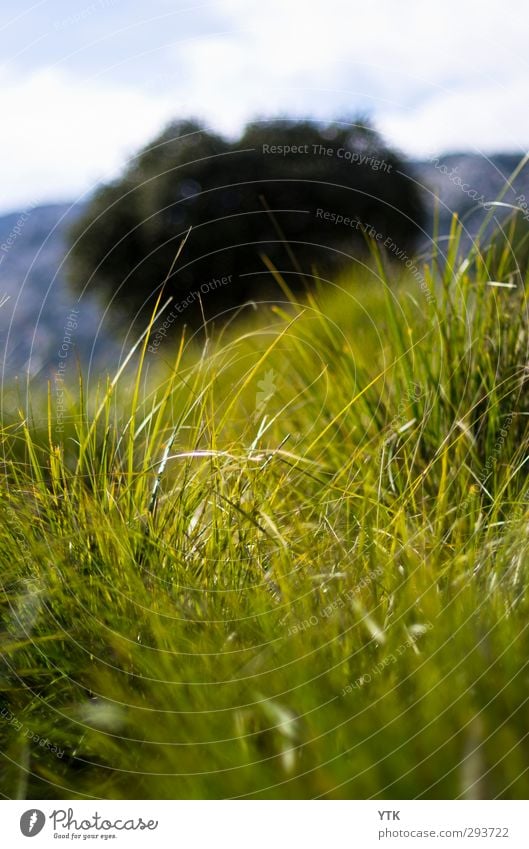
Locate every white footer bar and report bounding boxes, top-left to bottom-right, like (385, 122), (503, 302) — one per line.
(3, 800), (527, 848)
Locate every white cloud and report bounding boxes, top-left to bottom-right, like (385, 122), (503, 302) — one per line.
(0, 64), (176, 213)
(171, 0), (529, 154)
(379, 78), (529, 157)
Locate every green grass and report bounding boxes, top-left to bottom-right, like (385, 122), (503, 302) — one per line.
(2, 218), (529, 799)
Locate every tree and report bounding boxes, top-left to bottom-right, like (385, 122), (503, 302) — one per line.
(67, 118), (425, 333)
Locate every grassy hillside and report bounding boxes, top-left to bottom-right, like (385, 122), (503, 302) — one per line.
(2, 218), (529, 799)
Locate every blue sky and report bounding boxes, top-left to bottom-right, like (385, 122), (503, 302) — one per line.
(2, 0), (529, 212)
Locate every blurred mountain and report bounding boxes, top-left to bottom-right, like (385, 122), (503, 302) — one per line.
(0, 202), (123, 385)
(412, 152), (529, 251)
(1, 153), (528, 379)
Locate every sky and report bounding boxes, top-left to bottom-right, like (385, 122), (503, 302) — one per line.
(2, 0), (529, 213)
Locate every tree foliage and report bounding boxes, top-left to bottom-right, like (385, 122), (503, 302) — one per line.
(68, 119), (425, 331)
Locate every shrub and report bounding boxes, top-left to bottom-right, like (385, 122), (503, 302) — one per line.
(67, 118), (425, 332)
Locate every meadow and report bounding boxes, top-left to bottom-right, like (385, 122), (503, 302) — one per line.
(1, 216), (529, 799)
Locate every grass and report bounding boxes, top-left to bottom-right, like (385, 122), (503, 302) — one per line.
(2, 216), (529, 799)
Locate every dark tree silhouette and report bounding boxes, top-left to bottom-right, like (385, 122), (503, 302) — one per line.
(67, 118), (425, 332)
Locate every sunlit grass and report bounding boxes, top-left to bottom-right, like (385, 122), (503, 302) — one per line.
(2, 218), (529, 799)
